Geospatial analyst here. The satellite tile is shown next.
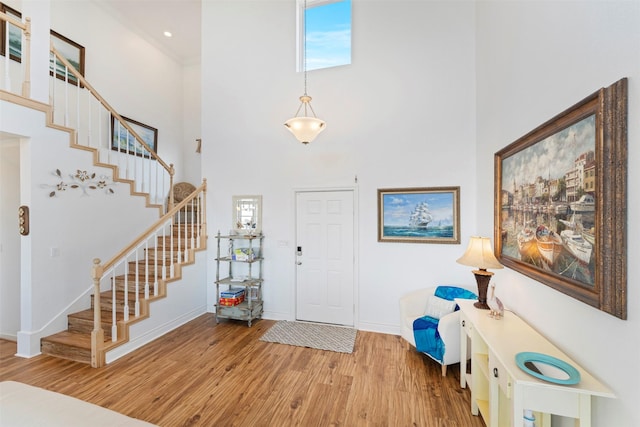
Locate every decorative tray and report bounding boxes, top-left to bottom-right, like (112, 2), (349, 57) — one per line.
(515, 352), (581, 385)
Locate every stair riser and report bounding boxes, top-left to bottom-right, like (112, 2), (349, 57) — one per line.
(112, 278), (157, 293)
(91, 295), (137, 314)
(41, 340), (91, 364)
(68, 317), (113, 339)
(126, 263), (172, 276)
(142, 251), (184, 262)
(159, 229), (200, 240)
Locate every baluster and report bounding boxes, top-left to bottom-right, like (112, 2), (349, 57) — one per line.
(176, 213), (181, 273)
(123, 258), (129, 321)
(87, 94), (92, 147)
(3, 21), (10, 91)
(170, 216), (175, 278)
(111, 269), (117, 341)
(134, 250), (140, 317)
(144, 240), (149, 299)
(154, 229), (159, 296)
(64, 65), (69, 126)
(165, 223), (170, 281)
(183, 205), (189, 262)
(191, 199), (195, 250)
(76, 78), (80, 141)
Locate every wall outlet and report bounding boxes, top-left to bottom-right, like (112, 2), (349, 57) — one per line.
(50, 247), (60, 257)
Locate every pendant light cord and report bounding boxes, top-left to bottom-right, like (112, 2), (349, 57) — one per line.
(303, 0), (308, 113)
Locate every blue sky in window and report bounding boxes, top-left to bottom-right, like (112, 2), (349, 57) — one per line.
(305, 0), (351, 71)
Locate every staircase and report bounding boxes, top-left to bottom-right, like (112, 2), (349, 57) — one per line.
(41, 222), (203, 364)
(2, 11), (208, 367)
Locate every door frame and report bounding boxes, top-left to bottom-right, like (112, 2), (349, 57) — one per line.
(293, 186), (359, 328)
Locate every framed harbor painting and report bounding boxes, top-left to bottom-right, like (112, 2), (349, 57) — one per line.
(110, 115), (158, 158)
(377, 187), (460, 244)
(494, 78), (627, 319)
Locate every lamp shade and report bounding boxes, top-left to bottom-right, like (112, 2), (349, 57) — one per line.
(284, 116), (326, 144)
(456, 236), (503, 270)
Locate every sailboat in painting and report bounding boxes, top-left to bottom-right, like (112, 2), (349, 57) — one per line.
(409, 202), (433, 229)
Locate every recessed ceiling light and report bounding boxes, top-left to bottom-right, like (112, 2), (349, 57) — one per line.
(164, 31), (172, 38)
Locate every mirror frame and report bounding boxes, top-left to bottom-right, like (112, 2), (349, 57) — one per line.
(232, 195), (262, 235)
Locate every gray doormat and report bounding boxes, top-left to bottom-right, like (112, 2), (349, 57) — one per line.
(259, 321), (357, 354)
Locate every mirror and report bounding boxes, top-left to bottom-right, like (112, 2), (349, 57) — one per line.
(232, 195), (262, 234)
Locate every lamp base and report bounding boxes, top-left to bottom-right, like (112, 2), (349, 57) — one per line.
(472, 269), (494, 310)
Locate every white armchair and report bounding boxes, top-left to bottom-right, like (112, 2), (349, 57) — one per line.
(399, 286), (476, 376)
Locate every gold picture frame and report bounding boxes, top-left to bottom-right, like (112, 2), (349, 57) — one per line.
(494, 78), (627, 319)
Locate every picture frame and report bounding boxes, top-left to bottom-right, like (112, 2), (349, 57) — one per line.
(494, 78), (627, 319)
(50, 30), (85, 86)
(232, 195), (262, 235)
(377, 187), (460, 244)
(0, 2), (23, 62)
(110, 115), (158, 159)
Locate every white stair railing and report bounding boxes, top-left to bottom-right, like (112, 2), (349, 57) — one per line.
(90, 180), (207, 368)
(49, 44), (174, 207)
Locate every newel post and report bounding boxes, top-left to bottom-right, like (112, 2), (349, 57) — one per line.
(91, 258), (105, 368)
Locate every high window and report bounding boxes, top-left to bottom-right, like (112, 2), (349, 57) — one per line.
(298, 0), (352, 72)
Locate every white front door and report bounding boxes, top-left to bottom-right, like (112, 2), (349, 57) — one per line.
(295, 190), (354, 326)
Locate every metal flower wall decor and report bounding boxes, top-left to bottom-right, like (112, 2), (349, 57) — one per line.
(41, 169), (116, 197)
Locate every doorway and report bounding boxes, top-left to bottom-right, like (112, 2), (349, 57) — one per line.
(0, 138), (21, 340)
(295, 189), (355, 326)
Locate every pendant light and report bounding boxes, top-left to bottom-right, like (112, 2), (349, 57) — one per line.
(284, 0), (326, 144)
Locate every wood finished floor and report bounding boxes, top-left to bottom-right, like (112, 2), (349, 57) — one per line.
(0, 315), (485, 426)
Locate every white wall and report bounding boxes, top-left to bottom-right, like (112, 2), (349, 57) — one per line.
(181, 63), (202, 185)
(476, 2), (640, 426)
(201, 0), (478, 331)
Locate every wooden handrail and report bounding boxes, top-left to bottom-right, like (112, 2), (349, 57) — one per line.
(0, 11), (25, 29)
(101, 180), (206, 273)
(50, 44), (173, 175)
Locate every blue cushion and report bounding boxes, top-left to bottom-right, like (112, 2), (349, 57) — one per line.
(412, 286), (477, 362)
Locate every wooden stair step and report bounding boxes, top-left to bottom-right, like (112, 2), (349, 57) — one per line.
(41, 331), (95, 364)
(67, 309), (118, 338)
(92, 291), (137, 313)
(112, 276), (158, 293)
(126, 261), (172, 275)
(143, 249), (183, 262)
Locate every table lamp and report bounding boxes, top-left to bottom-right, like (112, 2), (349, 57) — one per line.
(456, 236), (503, 309)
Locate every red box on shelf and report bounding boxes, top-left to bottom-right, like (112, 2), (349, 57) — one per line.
(219, 295), (245, 306)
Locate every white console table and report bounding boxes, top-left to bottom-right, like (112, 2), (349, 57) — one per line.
(458, 299), (615, 427)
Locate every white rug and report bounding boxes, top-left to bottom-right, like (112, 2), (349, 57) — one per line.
(259, 321), (357, 354)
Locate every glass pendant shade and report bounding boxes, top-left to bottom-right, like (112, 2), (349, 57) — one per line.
(284, 95), (326, 144)
(284, 117), (326, 144)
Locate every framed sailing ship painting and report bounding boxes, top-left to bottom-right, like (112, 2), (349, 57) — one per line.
(377, 187), (460, 244)
(494, 78), (627, 319)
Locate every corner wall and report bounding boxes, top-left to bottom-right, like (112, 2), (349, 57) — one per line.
(475, 2), (640, 425)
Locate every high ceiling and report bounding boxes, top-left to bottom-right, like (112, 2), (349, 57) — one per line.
(94, 0), (201, 65)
